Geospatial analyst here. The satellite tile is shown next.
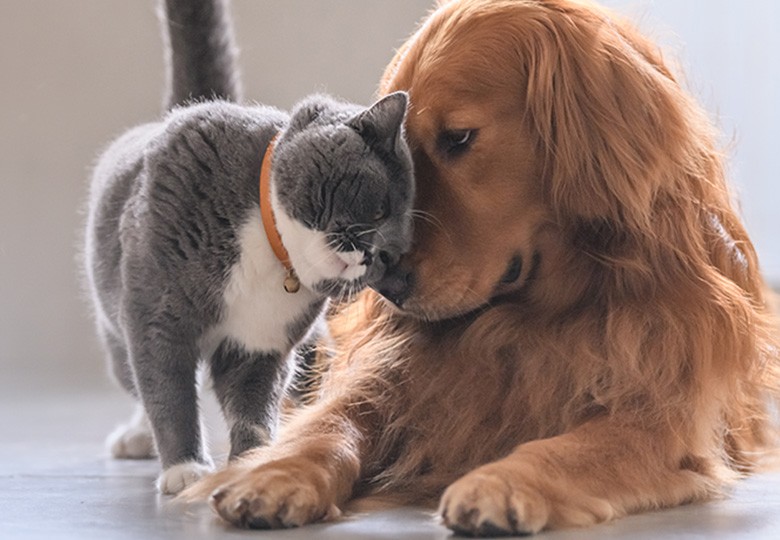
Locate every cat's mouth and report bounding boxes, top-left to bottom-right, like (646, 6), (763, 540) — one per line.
(310, 250), (370, 297)
(334, 250), (368, 282)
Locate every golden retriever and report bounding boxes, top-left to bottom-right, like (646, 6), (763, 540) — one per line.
(188, 0), (780, 534)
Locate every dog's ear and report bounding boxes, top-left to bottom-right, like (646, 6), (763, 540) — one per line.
(520, 6), (692, 229)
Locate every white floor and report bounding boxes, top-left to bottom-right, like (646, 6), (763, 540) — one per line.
(1, 388), (779, 539)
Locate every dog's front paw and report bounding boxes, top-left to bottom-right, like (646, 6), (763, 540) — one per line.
(440, 469), (548, 536)
(208, 460), (341, 529)
(439, 465), (615, 535)
(157, 461), (213, 495)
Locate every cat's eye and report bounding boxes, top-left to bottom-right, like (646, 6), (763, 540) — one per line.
(437, 128), (477, 159)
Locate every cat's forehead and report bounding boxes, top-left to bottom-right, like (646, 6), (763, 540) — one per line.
(311, 128), (382, 174)
(333, 144), (388, 182)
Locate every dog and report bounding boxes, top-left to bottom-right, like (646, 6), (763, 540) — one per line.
(188, 0), (780, 534)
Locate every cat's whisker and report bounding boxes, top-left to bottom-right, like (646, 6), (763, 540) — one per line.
(324, 235), (342, 250)
(355, 228), (377, 239)
(363, 241), (380, 255)
(410, 209), (452, 246)
(410, 209), (445, 231)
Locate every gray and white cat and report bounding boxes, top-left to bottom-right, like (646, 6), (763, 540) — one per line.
(83, 0), (414, 494)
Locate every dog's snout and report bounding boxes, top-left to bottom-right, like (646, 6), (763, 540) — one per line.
(374, 264), (414, 307)
(378, 250), (399, 268)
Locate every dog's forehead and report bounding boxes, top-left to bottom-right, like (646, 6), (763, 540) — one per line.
(386, 8), (526, 109)
(407, 102), (489, 134)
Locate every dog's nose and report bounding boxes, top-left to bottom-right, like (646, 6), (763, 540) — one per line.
(373, 257), (414, 307)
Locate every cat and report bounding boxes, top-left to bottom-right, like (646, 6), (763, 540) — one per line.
(83, 0), (415, 494)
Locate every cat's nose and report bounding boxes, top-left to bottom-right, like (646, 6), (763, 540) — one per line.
(373, 256), (414, 307)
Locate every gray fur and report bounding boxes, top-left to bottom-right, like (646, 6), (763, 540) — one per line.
(275, 92), (415, 288)
(162, 0), (241, 109)
(84, 0), (414, 485)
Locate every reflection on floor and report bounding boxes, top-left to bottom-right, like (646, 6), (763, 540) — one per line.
(1, 388), (779, 539)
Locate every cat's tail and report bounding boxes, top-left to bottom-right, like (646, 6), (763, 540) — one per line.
(159, 0), (242, 110)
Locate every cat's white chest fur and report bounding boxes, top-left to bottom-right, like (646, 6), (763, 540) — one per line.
(217, 210), (320, 354)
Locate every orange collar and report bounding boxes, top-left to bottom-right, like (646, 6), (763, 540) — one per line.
(259, 134), (300, 293)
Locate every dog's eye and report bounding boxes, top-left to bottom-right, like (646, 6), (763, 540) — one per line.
(437, 129), (477, 158)
(500, 255), (523, 285)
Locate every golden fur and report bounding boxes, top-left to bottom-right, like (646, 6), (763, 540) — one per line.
(186, 0), (780, 534)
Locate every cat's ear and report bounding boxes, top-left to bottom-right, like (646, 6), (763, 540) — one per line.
(287, 95), (334, 134)
(347, 91), (408, 153)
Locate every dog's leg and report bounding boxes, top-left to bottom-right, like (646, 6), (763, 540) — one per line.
(439, 415), (720, 535)
(187, 399), (369, 529)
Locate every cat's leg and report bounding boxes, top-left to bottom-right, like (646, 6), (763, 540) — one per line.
(103, 327), (136, 396)
(126, 325), (212, 494)
(209, 340), (293, 460)
(100, 326), (156, 459)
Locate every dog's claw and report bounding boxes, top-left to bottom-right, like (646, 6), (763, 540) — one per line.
(209, 488), (227, 507)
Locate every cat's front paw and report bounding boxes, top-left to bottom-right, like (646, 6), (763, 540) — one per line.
(157, 461), (214, 495)
(208, 459), (341, 528)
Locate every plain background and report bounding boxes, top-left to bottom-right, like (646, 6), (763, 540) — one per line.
(1, 0), (778, 395)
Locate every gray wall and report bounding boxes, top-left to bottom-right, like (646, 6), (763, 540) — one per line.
(1, 0), (776, 394)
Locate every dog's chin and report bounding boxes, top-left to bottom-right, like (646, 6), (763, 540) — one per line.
(378, 256), (538, 322)
(379, 293), (493, 324)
